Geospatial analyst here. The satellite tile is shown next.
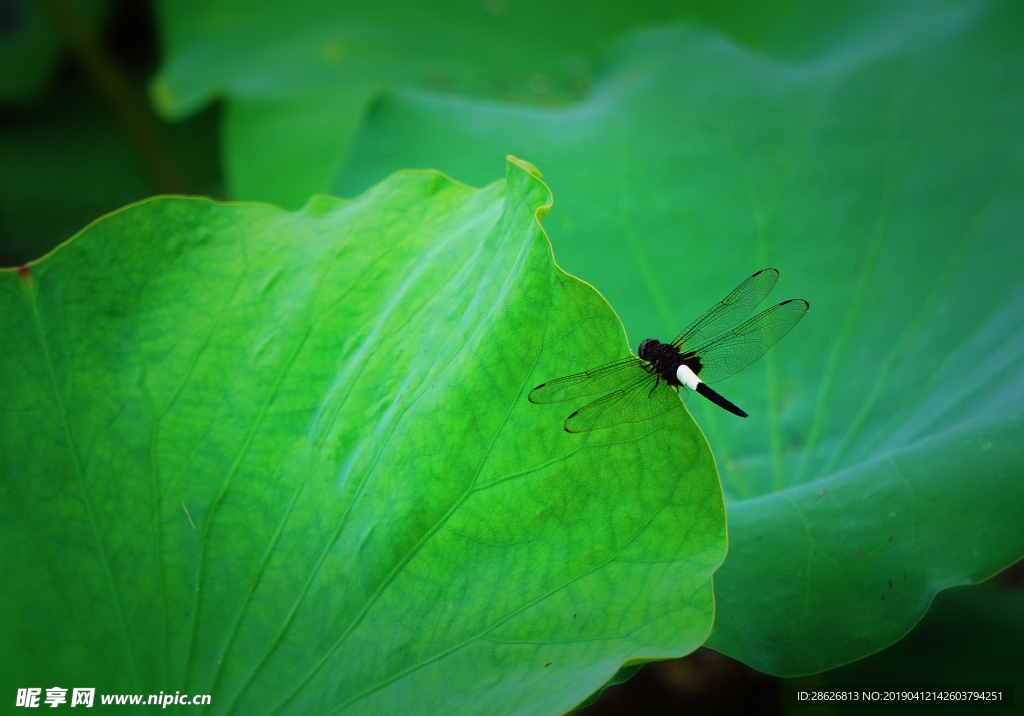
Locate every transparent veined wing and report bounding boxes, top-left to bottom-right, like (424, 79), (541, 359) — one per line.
(563, 375), (683, 433)
(672, 268), (779, 351)
(691, 299), (809, 384)
(529, 357), (648, 404)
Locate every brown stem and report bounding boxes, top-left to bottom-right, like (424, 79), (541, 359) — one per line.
(39, 0), (189, 194)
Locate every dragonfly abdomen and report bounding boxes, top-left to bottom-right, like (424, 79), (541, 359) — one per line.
(695, 383), (748, 418)
(675, 359), (747, 417)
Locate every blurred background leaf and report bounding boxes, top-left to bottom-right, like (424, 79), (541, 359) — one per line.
(782, 564), (1024, 714)
(152, 0), (972, 210)
(151, 0), (687, 208)
(579, 564), (1024, 715)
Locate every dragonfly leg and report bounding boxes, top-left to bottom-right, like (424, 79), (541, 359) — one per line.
(648, 376), (660, 399)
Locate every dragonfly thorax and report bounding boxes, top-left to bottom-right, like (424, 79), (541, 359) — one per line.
(634, 340), (684, 387)
(637, 338), (701, 387)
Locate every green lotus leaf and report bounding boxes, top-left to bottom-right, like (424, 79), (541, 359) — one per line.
(329, 1), (1024, 675)
(0, 157), (725, 714)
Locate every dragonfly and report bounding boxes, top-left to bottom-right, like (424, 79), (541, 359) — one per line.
(529, 269), (808, 433)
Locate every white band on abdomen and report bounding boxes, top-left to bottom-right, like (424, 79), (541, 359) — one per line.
(676, 364), (702, 391)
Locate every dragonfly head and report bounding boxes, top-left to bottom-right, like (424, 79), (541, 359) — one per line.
(638, 339), (660, 360)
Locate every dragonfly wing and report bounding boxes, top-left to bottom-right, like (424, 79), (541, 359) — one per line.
(564, 376), (683, 433)
(529, 357), (647, 404)
(693, 299), (809, 383)
(672, 268), (779, 351)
